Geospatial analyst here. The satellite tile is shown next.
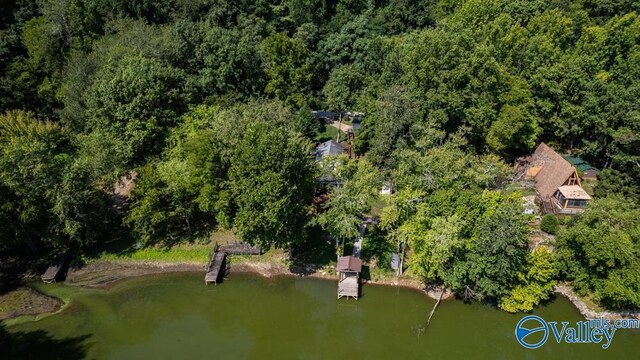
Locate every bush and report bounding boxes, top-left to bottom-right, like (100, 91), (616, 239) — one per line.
(540, 214), (560, 235)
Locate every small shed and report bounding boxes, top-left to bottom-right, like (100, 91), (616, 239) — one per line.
(337, 256), (362, 300)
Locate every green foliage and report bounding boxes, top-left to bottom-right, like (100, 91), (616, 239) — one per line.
(556, 196), (640, 309)
(540, 214), (560, 235)
(125, 163), (195, 246)
(359, 86), (423, 167)
(323, 64), (365, 111)
(294, 105), (322, 139)
(0, 111), (109, 251)
(85, 53), (186, 165)
(405, 215), (465, 283)
(229, 122), (316, 249)
(261, 33), (313, 108)
(499, 246), (557, 312)
(315, 159), (381, 253)
(463, 194), (530, 299)
(392, 142), (512, 192)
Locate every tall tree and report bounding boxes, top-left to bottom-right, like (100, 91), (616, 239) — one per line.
(84, 53), (186, 165)
(556, 196), (640, 309)
(261, 32), (313, 108)
(462, 195), (530, 299)
(229, 122), (315, 249)
(315, 158), (380, 256)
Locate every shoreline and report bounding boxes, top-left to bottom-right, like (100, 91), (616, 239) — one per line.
(554, 284), (640, 321)
(3, 258), (634, 322)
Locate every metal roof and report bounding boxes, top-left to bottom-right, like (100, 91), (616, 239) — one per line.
(337, 256), (362, 272)
(315, 140), (345, 162)
(563, 155), (598, 172)
(557, 185), (592, 200)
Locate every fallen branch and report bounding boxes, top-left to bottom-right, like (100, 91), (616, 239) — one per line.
(426, 286), (445, 328)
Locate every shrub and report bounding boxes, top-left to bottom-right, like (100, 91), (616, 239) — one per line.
(540, 214), (560, 235)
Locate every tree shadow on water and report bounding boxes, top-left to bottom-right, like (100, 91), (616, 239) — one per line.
(0, 324), (90, 360)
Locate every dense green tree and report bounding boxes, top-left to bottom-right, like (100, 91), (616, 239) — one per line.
(556, 196), (640, 309)
(404, 215), (465, 283)
(360, 86), (423, 168)
(315, 158), (381, 256)
(0, 111), (71, 250)
(323, 63), (365, 113)
(462, 194), (530, 299)
(594, 168), (640, 202)
(499, 246), (557, 312)
(84, 53), (186, 165)
(125, 162), (196, 246)
(261, 33), (313, 108)
(294, 104), (322, 139)
(229, 122), (315, 249)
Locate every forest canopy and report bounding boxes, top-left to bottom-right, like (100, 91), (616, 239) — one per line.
(1, 0), (640, 311)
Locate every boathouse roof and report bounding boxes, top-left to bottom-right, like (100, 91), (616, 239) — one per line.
(337, 256), (362, 273)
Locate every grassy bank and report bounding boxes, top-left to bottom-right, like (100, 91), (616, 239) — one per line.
(97, 245), (211, 264)
(90, 230), (239, 265)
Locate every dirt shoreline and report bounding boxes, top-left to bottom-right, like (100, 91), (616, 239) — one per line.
(0, 287), (63, 321)
(66, 259), (453, 300)
(4, 259), (634, 322)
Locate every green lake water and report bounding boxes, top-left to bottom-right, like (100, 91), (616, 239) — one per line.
(3, 272), (639, 359)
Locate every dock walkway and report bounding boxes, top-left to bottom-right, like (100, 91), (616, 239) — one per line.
(205, 244), (227, 285)
(221, 242), (261, 255)
(204, 242), (261, 285)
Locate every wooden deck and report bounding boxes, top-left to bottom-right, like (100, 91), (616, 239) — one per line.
(338, 275), (359, 300)
(220, 242), (261, 255)
(205, 244), (227, 285)
(204, 242), (261, 286)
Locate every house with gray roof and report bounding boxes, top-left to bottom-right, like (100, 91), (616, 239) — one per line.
(315, 140), (345, 162)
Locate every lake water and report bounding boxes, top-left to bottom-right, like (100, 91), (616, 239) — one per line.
(4, 273), (639, 359)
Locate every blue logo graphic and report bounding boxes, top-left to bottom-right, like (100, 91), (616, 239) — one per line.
(515, 315), (548, 349)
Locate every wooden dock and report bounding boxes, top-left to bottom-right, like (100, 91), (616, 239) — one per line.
(205, 244), (227, 285)
(337, 256), (362, 300)
(41, 255), (68, 283)
(204, 242), (261, 286)
(220, 242), (261, 255)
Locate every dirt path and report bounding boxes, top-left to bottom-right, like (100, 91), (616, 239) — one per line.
(330, 120), (353, 133)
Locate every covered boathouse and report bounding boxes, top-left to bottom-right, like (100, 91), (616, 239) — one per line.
(337, 256), (362, 300)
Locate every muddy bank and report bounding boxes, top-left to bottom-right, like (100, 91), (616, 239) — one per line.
(0, 287), (63, 321)
(64, 258), (452, 301)
(65, 261), (203, 288)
